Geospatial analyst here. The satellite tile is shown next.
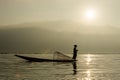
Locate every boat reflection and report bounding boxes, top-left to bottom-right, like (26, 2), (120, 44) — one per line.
(54, 61), (77, 75)
(72, 62), (77, 75)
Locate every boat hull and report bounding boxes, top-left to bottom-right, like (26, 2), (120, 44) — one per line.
(15, 55), (76, 62)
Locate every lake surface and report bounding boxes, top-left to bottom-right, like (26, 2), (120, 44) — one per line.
(0, 53), (120, 80)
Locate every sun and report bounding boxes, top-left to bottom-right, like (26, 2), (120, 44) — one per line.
(84, 9), (96, 21)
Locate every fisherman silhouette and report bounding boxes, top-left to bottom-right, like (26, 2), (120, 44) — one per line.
(72, 45), (78, 60)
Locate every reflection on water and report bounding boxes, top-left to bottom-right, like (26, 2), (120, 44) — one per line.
(83, 54), (93, 80)
(85, 54), (92, 65)
(0, 53), (120, 80)
(72, 62), (77, 75)
(82, 70), (92, 80)
(86, 70), (91, 77)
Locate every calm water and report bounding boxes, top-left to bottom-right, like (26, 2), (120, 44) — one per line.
(0, 53), (120, 80)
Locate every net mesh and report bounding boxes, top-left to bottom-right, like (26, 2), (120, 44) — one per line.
(53, 51), (72, 60)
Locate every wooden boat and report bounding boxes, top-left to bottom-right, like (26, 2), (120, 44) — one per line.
(15, 55), (76, 62)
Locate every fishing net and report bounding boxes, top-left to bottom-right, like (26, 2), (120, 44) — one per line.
(53, 51), (72, 60)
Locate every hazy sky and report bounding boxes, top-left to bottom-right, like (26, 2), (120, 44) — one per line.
(0, 0), (120, 26)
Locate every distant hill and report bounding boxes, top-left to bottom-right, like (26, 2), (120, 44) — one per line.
(0, 21), (120, 53)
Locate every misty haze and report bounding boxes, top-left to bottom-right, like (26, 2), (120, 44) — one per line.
(0, 0), (120, 80)
(0, 21), (120, 53)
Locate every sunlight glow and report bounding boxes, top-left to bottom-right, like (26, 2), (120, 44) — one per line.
(86, 70), (91, 80)
(82, 70), (92, 80)
(84, 8), (96, 21)
(86, 70), (91, 77)
(86, 54), (92, 65)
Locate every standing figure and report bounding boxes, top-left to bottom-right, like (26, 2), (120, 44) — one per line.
(72, 45), (78, 60)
